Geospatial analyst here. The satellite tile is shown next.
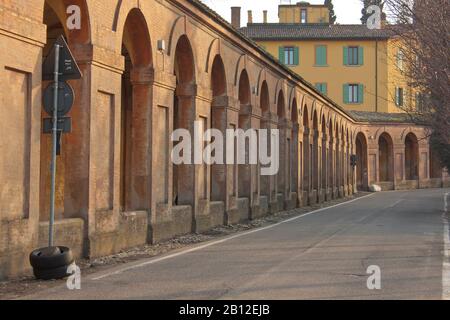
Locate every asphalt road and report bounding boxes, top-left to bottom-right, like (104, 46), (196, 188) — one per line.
(24, 188), (450, 300)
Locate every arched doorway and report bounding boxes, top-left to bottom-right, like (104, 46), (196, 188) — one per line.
(379, 133), (394, 184)
(405, 133), (419, 180)
(312, 111), (319, 199)
(120, 8), (153, 211)
(321, 116), (327, 198)
(328, 119), (334, 198)
(237, 70), (251, 199)
(277, 90), (286, 198)
(40, 0), (91, 221)
(290, 99), (299, 197)
(173, 35), (196, 206)
(260, 81), (270, 200)
(210, 55), (227, 202)
(356, 132), (368, 191)
(302, 106), (310, 202)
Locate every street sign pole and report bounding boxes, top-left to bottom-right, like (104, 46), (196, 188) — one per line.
(49, 43), (61, 248)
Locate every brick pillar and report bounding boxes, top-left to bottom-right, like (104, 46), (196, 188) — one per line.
(129, 67), (154, 211)
(322, 133), (329, 201)
(303, 127), (311, 205)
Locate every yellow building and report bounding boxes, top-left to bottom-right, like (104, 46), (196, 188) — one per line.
(240, 2), (416, 113)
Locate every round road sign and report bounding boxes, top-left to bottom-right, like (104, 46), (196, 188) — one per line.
(43, 81), (75, 117)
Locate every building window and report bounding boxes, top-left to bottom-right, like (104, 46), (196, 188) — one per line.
(349, 84), (359, 103)
(395, 87), (404, 107)
(348, 47), (359, 65)
(301, 9), (307, 23)
(315, 83), (328, 95)
(415, 92), (424, 112)
(284, 47), (294, 65)
(397, 49), (404, 71)
(279, 46), (299, 65)
(344, 83), (364, 104)
(344, 46), (364, 66)
(315, 45), (327, 66)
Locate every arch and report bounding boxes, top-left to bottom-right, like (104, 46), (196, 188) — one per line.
(277, 90), (286, 120)
(210, 54), (227, 202)
(234, 54), (247, 86)
(260, 81), (270, 116)
(379, 132), (394, 183)
(119, 8), (154, 211)
(174, 35), (196, 84)
(173, 34), (197, 206)
(39, 0), (92, 221)
(277, 89), (287, 196)
(405, 132), (419, 180)
(205, 38), (221, 73)
(291, 98), (298, 124)
(313, 110), (319, 131)
(311, 110), (319, 193)
(290, 98), (299, 196)
(302, 104), (310, 128)
(211, 55), (227, 97)
(356, 132), (368, 190)
(168, 16), (187, 56)
(44, 0), (91, 44)
(122, 8), (153, 68)
(260, 80), (270, 198)
(238, 69), (251, 106)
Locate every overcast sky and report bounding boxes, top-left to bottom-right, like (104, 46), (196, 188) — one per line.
(201, 0), (364, 26)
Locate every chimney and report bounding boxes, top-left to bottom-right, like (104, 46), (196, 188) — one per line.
(263, 10), (268, 23)
(231, 7), (241, 29)
(247, 10), (253, 25)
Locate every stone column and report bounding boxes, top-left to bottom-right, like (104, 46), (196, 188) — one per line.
(129, 67), (154, 211)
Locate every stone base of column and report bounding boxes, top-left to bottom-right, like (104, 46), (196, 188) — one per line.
(284, 192), (297, 210)
(194, 200), (226, 233)
(249, 204), (262, 220)
(276, 193), (285, 211)
(258, 195), (270, 217)
(338, 186), (344, 198)
(150, 206), (192, 244)
(318, 189), (326, 203)
(326, 188), (332, 201)
(309, 190), (318, 205)
(269, 200), (280, 214)
(236, 198), (250, 222)
(301, 191), (310, 206)
(90, 211), (148, 257)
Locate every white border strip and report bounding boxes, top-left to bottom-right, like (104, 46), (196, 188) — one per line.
(91, 193), (375, 281)
(443, 192), (450, 300)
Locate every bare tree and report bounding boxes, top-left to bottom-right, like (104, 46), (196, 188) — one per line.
(364, 0), (450, 168)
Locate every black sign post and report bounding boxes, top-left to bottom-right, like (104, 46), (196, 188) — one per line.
(42, 35), (82, 247)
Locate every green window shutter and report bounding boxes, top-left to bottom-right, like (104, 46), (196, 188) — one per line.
(323, 83), (328, 95)
(294, 46), (299, 65)
(316, 46), (326, 66)
(343, 47), (348, 65)
(343, 84), (349, 103)
(359, 46), (364, 65)
(315, 83), (321, 91)
(279, 46), (285, 64)
(358, 84), (364, 103)
(321, 46), (327, 65)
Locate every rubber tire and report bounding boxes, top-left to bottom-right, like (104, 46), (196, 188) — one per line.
(30, 246), (74, 270)
(33, 264), (72, 281)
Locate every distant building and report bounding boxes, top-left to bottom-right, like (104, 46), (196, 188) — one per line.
(240, 1), (417, 114)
